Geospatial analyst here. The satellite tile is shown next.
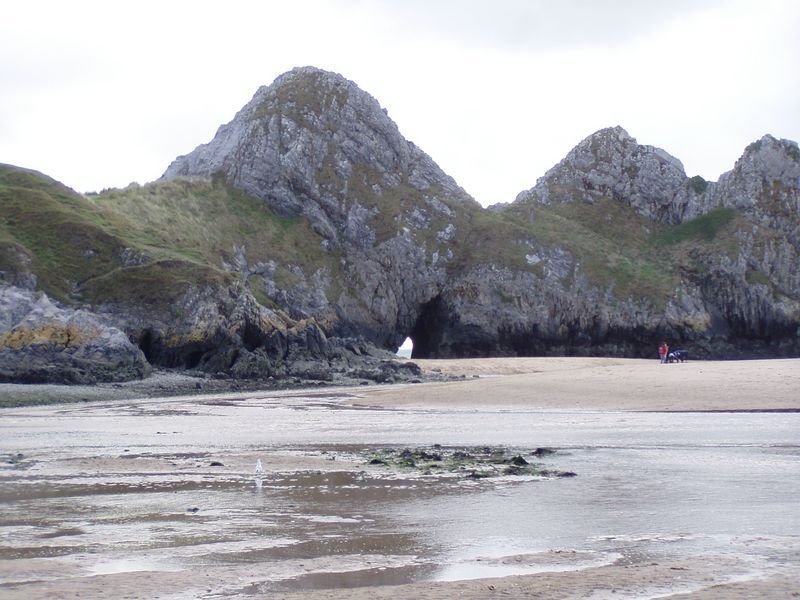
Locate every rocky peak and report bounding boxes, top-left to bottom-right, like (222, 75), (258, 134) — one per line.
(711, 134), (800, 242)
(513, 126), (692, 224)
(737, 134), (800, 177)
(162, 67), (479, 350)
(163, 66), (473, 248)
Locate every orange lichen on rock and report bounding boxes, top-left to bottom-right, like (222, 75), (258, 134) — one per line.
(0, 324), (99, 350)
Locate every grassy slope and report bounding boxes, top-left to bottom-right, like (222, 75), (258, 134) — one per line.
(0, 165), (134, 301)
(503, 199), (744, 307)
(0, 165), (335, 309)
(0, 162), (751, 317)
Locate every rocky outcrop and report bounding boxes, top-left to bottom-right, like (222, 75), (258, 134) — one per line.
(514, 126), (698, 224)
(88, 281), (420, 385)
(712, 134), (800, 243)
(134, 80), (800, 362)
(433, 127), (800, 359)
(0, 285), (150, 384)
(163, 67), (478, 349)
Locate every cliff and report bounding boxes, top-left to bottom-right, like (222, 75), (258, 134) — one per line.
(163, 67), (479, 349)
(441, 128), (800, 358)
(1, 67), (798, 384)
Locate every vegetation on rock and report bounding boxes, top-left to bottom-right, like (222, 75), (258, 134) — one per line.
(2, 67), (799, 385)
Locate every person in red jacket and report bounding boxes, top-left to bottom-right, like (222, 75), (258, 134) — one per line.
(658, 341), (669, 363)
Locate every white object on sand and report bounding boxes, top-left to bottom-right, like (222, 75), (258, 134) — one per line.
(255, 459), (263, 475)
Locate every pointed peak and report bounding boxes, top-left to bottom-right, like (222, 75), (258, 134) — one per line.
(244, 66), (378, 124)
(586, 125), (635, 144)
(742, 134), (799, 160)
(272, 66), (353, 88)
(567, 125), (639, 161)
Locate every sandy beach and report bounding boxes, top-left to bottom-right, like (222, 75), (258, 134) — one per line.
(1, 357), (799, 599)
(368, 357), (800, 412)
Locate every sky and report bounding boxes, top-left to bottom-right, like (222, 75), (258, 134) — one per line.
(1, 0), (798, 206)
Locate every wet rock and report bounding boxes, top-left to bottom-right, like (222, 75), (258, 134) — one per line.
(503, 465), (527, 476)
(532, 447), (557, 457)
(361, 445), (575, 481)
(540, 469), (578, 478)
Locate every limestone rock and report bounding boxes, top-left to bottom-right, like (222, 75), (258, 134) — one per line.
(163, 66), (478, 347)
(711, 134), (800, 241)
(0, 285), (150, 384)
(449, 129), (800, 359)
(515, 126), (696, 224)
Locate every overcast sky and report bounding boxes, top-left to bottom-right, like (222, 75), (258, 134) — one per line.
(1, 0), (798, 206)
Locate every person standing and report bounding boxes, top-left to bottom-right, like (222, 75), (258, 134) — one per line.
(658, 341), (669, 363)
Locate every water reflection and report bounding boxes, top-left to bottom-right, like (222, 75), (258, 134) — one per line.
(2, 400), (799, 594)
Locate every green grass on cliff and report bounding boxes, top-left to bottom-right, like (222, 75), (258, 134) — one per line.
(0, 161), (750, 316)
(449, 209), (546, 274)
(0, 164), (335, 308)
(656, 207), (737, 245)
(504, 197), (743, 307)
(0, 167), (126, 300)
(88, 177), (336, 275)
(529, 199), (678, 303)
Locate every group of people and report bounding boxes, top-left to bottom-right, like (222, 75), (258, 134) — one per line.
(658, 341), (688, 363)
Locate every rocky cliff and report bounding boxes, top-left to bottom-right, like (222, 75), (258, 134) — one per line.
(1, 67), (798, 385)
(435, 127), (800, 358)
(163, 66), (479, 350)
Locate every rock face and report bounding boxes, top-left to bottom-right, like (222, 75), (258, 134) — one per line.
(515, 126), (695, 224)
(163, 66), (478, 349)
(429, 128), (800, 359)
(1, 68), (798, 385)
(0, 286), (150, 383)
(164, 65), (796, 362)
(102, 282), (421, 385)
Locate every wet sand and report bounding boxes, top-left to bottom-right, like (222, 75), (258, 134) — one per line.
(1, 357), (799, 599)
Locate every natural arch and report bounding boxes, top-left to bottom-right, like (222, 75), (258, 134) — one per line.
(396, 336), (414, 358)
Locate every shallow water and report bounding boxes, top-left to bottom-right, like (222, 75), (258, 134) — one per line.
(1, 391), (799, 596)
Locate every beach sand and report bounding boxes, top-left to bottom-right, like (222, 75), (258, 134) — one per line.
(366, 357), (800, 412)
(1, 357), (798, 599)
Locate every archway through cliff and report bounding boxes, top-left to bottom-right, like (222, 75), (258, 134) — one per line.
(408, 295), (449, 359)
(396, 336), (413, 358)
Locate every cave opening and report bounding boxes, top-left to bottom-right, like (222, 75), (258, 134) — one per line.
(138, 328), (156, 362)
(408, 295), (449, 359)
